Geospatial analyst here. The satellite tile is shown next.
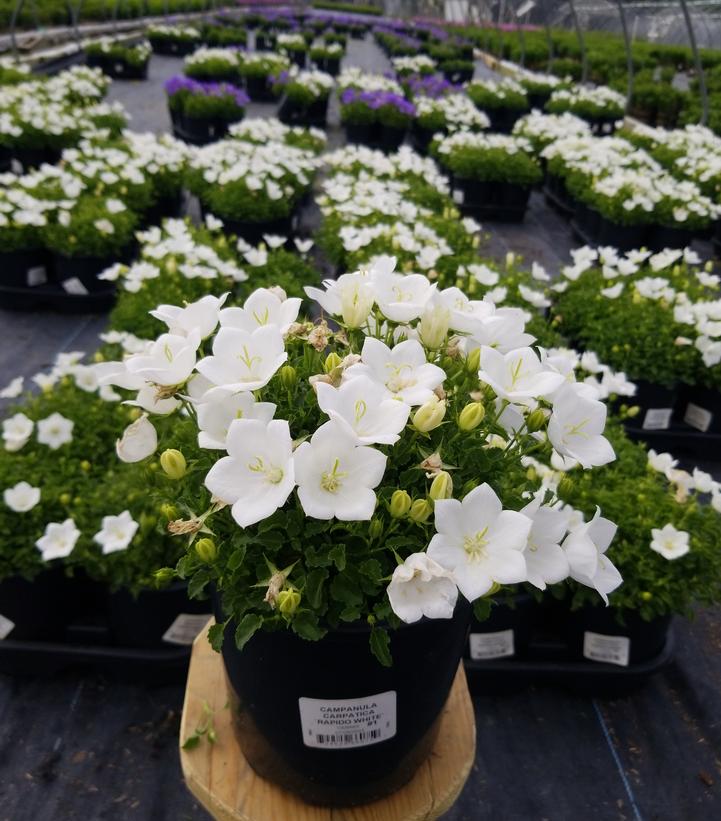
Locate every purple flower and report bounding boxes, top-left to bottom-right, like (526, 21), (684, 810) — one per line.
(164, 74), (249, 107)
(341, 87), (416, 117)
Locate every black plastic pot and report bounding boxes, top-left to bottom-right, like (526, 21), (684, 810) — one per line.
(107, 582), (210, 649)
(378, 124), (407, 153)
(86, 53), (149, 80)
(9, 145), (62, 171)
(0, 247), (53, 288)
(142, 190), (184, 229)
(487, 106), (526, 134)
(452, 177), (532, 221)
(179, 114), (236, 145)
(587, 115), (619, 136)
(219, 600), (471, 806)
(465, 592), (537, 661)
(574, 200), (602, 240)
(544, 172), (575, 214)
(255, 33), (275, 50)
(410, 123), (440, 155)
(53, 244), (135, 292)
(594, 215), (646, 252)
(563, 606), (672, 666)
(646, 223), (695, 253)
(151, 39), (197, 56)
(278, 95), (329, 127)
(343, 121), (376, 146)
(219, 212), (295, 245)
(677, 383), (721, 433)
(527, 90), (552, 110)
(317, 56), (340, 76)
(0, 567), (71, 641)
(441, 65), (474, 84)
(288, 50), (307, 68)
(244, 75), (276, 102)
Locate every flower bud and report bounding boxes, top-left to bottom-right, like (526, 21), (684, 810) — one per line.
(195, 537), (218, 563)
(419, 305), (450, 350)
(429, 471), (453, 501)
(525, 408), (546, 433)
(505, 251), (515, 269)
(389, 489), (412, 518)
(278, 588), (301, 616)
(465, 348), (481, 374)
(324, 352), (343, 373)
(153, 567), (175, 587)
(127, 407), (142, 421)
(408, 498), (433, 523)
(279, 365), (297, 388)
(626, 404), (640, 418)
(80, 460), (91, 472)
(369, 518), (384, 539)
(59, 492), (72, 505)
(160, 503), (177, 520)
(413, 396), (446, 433)
(160, 448), (187, 480)
(458, 402), (485, 431)
(558, 476), (574, 496)
(640, 591), (652, 602)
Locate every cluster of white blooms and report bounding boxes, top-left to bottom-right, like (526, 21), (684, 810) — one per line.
(184, 47), (241, 70)
(562, 245), (721, 367)
(311, 40), (343, 56)
(280, 67), (335, 96)
(391, 55), (437, 74)
(147, 24), (201, 38)
(547, 84), (626, 113)
(338, 67), (403, 95)
(465, 76), (527, 101)
(31, 510), (139, 562)
(415, 94), (491, 132)
(513, 110), (591, 147)
(99, 218), (248, 291)
(323, 143), (449, 191)
(103, 255), (619, 619)
(239, 51), (290, 72)
(277, 33), (307, 48)
(434, 130), (535, 157)
(499, 62), (565, 90)
(228, 116), (326, 149)
(87, 37), (152, 62)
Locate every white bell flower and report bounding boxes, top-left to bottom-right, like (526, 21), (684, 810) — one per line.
(548, 384), (615, 468)
(204, 418), (295, 527)
(196, 325), (287, 395)
(315, 375), (410, 446)
(478, 346), (565, 402)
(344, 337), (445, 406)
(647, 449), (677, 474)
(219, 288), (302, 334)
(562, 509), (620, 604)
(197, 391), (276, 449)
(126, 329), (201, 388)
(0, 376), (23, 398)
(650, 524), (690, 560)
(36, 518), (80, 561)
(387, 553), (458, 623)
(428, 483), (531, 601)
(305, 273), (375, 328)
(116, 414), (158, 463)
(437, 287), (494, 334)
(150, 294), (228, 339)
(2, 412), (33, 451)
(4, 481), (41, 512)
(37, 412), (74, 450)
(93, 510), (139, 555)
(520, 496), (570, 590)
(295, 422), (386, 521)
(372, 270), (436, 323)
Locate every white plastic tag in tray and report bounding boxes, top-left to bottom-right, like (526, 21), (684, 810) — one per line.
(469, 629), (515, 660)
(0, 613), (16, 640)
(452, 189), (465, 205)
(583, 631), (630, 667)
(299, 690), (396, 749)
(684, 402), (713, 433)
(62, 277), (89, 296)
(642, 408), (672, 431)
(162, 613), (212, 645)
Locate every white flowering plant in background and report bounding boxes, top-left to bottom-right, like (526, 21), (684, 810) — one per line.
(105, 257), (620, 664)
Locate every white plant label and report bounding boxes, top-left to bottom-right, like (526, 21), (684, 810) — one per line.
(27, 266), (47, 287)
(298, 691), (396, 749)
(162, 613), (212, 645)
(0, 613), (15, 640)
(642, 407), (672, 431)
(469, 629), (515, 660)
(452, 189), (465, 205)
(62, 277), (89, 296)
(583, 631), (630, 667)
(684, 402), (713, 433)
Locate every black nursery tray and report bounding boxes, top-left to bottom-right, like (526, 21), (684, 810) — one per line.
(464, 630), (674, 697)
(543, 184), (575, 217)
(624, 420), (721, 460)
(0, 636), (192, 684)
(0, 282), (116, 313)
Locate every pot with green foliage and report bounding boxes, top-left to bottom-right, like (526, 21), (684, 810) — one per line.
(148, 24), (202, 56)
(309, 41), (343, 75)
(274, 68), (334, 127)
(104, 255), (619, 804)
(466, 78), (529, 134)
(85, 39), (151, 80)
(165, 75), (249, 145)
(239, 52), (290, 102)
(432, 132), (542, 221)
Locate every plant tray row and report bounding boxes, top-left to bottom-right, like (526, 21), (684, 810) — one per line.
(85, 54), (149, 81)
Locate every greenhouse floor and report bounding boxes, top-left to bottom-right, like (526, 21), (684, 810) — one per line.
(1, 39), (721, 821)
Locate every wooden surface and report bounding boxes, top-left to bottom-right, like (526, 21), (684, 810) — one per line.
(179, 625), (476, 821)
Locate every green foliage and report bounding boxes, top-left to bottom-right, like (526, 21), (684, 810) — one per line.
(42, 195), (139, 259)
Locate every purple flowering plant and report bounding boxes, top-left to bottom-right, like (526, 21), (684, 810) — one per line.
(165, 75), (249, 121)
(339, 88), (416, 128)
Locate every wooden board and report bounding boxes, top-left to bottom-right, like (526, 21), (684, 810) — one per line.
(179, 624), (476, 821)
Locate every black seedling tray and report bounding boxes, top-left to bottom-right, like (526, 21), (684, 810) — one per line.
(464, 630), (674, 698)
(543, 184), (575, 217)
(0, 282), (116, 313)
(0, 636), (192, 684)
(624, 421), (721, 461)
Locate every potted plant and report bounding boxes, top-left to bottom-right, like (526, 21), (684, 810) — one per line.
(391, 55), (437, 78)
(309, 41), (344, 76)
(104, 257), (617, 805)
(545, 85), (626, 135)
(184, 47), (242, 85)
(85, 39), (152, 81)
(431, 131), (542, 221)
(466, 77), (529, 133)
(274, 68), (334, 127)
(202, 24), (248, 49)
(412, 93), (490, 153)
(165, 75), (249, 145)
(147, 24), (202, 56)
(277, 32), (309, 68)
(238, 52), (291, 102)
(185, 137), (319, 243)
(339, 87), (416, 152)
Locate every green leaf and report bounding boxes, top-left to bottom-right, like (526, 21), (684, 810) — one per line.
(359, 559), (382, 582)
(188, 569), (210, 600)
(292, 611), (327, 641)
(227, 546), (246, 571)
(330, 572), (362, 606)
(234, 613), (263, 650)
(369, 626), (392, 667)
(473, 597), (492, 623)
(329, 544), (346, 571)
(304, 568), (329, 609)
(182, 734), (201, 750)
(207, 620), (227, 652)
